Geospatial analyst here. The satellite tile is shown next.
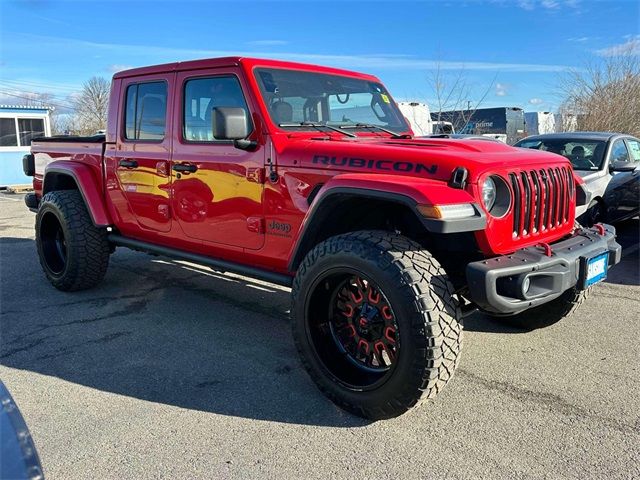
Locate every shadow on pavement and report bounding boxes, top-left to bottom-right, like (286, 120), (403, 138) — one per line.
(0, 237), (368, 428)
(462, 312), (526, 334)
(2, 217), (637, 426)
(605, 217), (639, 286)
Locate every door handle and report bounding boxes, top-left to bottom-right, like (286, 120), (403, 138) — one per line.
(172, 163), (198, 173)
(119, 159), (138, 168)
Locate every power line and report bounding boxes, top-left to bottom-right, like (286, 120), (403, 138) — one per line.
(0, 90), (75, 111)
(0, 82), (77, 104)
(0, 78), (81, 93)
(0, 80), (80, 110)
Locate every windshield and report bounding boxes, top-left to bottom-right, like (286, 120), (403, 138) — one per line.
(515, 138), (607, 171)
(254, 68), (410, 134)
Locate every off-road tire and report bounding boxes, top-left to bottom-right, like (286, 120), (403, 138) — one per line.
(291, 230), (462, 420)
(492, 286), (591, 330)
(36, 190), (110, 291)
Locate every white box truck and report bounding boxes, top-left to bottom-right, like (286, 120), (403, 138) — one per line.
(397, 102), (433, 136)
(525, 111), (556, 136)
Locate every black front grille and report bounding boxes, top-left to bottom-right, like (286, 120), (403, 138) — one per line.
(509, 166), (573, 238)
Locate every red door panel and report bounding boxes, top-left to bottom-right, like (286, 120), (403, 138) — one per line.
(171, 68), (265, 250)
(112, 75), (174, 233)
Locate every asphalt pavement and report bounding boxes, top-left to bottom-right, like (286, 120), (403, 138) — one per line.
(1, 192), (638, 479)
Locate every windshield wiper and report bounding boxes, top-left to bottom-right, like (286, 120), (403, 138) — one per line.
(279, 122), (357, 138)
(339, 123), (412, 139)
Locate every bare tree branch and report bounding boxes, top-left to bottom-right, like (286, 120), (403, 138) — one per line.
(427, 63), (496, 132)
(71, 76), (110, 135)
(558, 45), (639, 136)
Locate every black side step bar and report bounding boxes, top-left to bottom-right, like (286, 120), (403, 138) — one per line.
(108, 234), (293, 287)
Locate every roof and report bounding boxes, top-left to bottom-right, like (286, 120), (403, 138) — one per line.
(112, 56), (380, 82)
(520, 132), (623, 142)
(0, 104), (52, 111)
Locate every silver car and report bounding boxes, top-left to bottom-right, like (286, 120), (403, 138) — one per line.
(515, 132), (640, 226)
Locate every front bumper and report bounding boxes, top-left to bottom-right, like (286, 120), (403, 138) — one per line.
(466, 224), (621, 314)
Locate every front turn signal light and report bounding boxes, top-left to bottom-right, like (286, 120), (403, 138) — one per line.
(417, 203), (477, 220)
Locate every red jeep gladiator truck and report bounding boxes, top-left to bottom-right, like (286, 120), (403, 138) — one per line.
(23, 57), (621, 419)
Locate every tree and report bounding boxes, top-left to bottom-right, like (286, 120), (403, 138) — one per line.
(428, 63), (496, 133)
(558, 45), (639, 136)
(71, 76), (110, 135)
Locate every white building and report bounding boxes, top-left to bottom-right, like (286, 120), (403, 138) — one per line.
(0, 105), (52, 186)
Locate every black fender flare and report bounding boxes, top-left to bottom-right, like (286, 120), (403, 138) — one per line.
(287, 186), (485, 271)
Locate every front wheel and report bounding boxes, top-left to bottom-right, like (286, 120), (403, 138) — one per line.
(291, 231), (462, 420)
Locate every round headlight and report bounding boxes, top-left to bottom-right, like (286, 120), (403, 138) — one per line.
(482, 177), (496, 211)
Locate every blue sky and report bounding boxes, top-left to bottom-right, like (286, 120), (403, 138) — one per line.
(0, 0), (638, 113)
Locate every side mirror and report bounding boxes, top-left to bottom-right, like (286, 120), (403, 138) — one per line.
(212, 107), (249, 140)
(211, 107), (257, 151)
(609, 160), (636, 173)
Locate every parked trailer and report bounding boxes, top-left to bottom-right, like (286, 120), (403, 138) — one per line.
(432, 107), (526, 145)
(525, 111), (556, 136)
(397, 102), (432, 136)
(554, 112), (578, 132)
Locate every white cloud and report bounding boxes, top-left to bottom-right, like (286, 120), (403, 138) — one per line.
(516, 0), (534, 10)
(568, 36), (590, 42)
(107, 64), (134, 73)
(495, 83), (508, 96)
(529, 98), (544, 105)
(14, 34), (577, 73)
(514, 0), (580, 10)
(595, 35), (640, 57)
(246, 40), (289, 46)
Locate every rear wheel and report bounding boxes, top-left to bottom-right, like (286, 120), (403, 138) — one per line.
(36, 190), (110, 291)
(291, 231), (462, 420)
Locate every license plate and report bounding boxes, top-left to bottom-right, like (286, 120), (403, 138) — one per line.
(583, 252), (609, 288)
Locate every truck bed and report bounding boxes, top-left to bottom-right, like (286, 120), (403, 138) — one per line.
(31, 135), (107, 197)
(32, 134), (106, 143)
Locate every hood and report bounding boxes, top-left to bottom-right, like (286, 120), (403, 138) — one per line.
(274, 135), (570, 183)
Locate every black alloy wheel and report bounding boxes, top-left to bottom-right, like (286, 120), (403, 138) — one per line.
(309, 271), (399, 390)
(39, 211), (68, 276)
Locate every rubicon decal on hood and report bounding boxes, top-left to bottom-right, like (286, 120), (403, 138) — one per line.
(312, 155), (437, 174)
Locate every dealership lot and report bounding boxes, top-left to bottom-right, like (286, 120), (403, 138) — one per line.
(1, 192), (638, 479)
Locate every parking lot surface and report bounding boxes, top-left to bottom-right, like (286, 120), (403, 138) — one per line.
(1, 192), (638, 479)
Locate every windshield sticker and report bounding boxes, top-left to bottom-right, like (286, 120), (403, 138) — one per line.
(380, 94), (390, 104)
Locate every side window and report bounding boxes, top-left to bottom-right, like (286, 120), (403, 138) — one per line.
(124, 81), (167, 141)
(0, 118), (18, 147)
(183, 76), (252, 142)
(610, 139), (630, 163)
(625, 139), (640, 163)
(18, 118), (45, 146)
